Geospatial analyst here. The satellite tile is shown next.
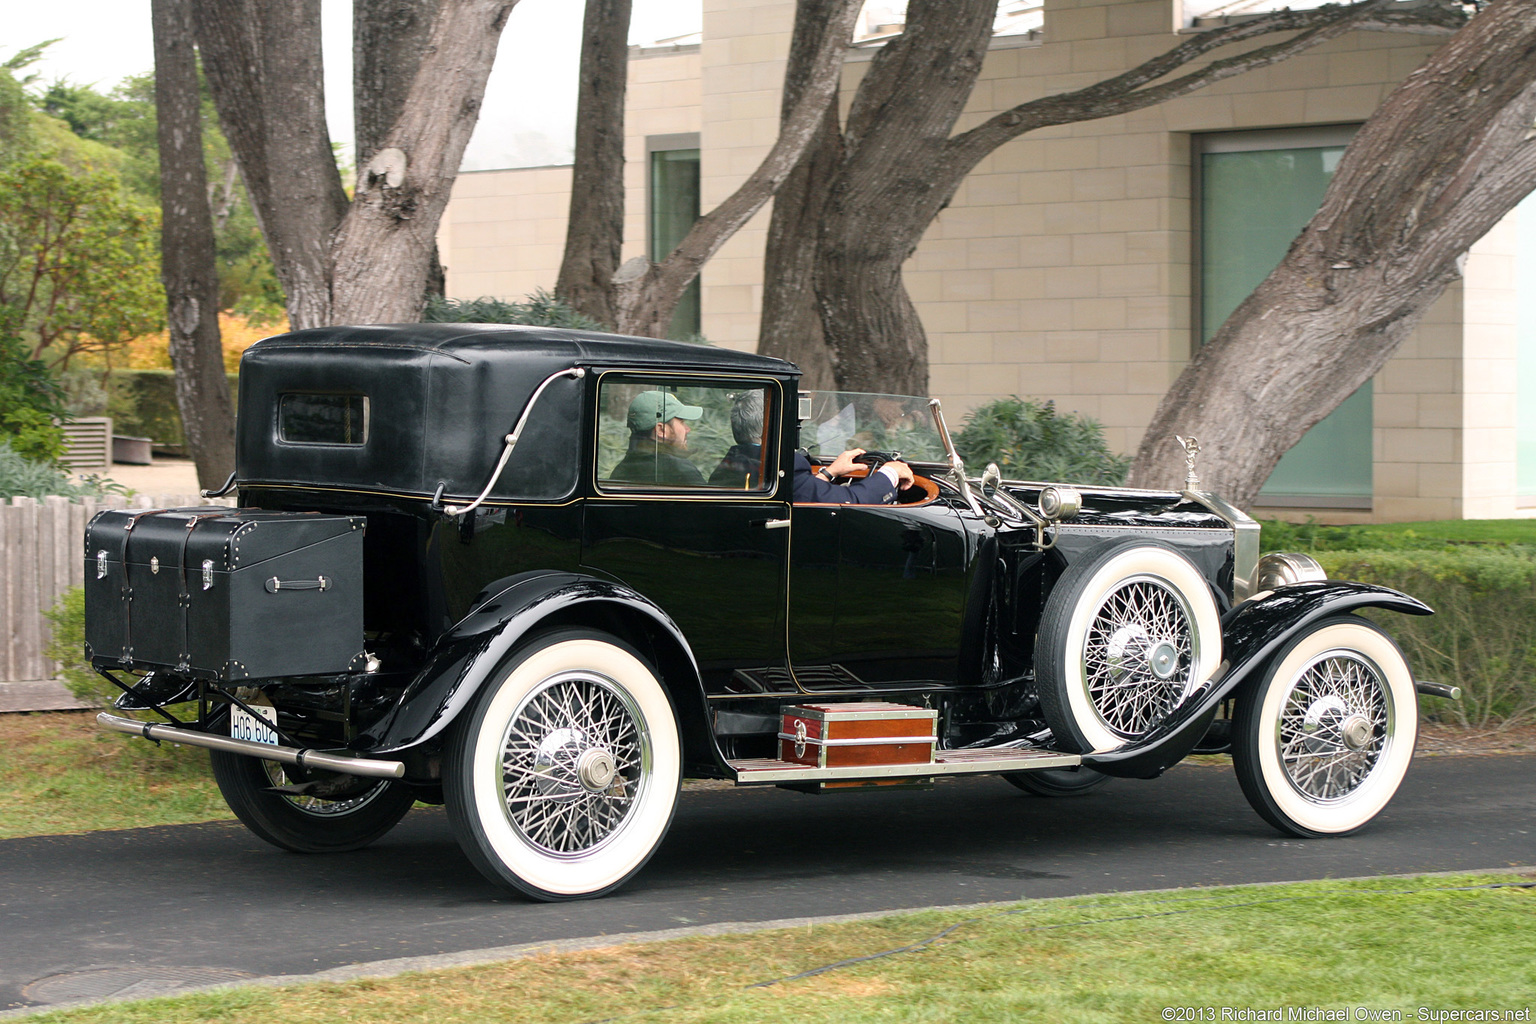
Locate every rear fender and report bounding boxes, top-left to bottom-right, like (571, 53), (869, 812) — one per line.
(1082, 581), (1432, 779)
(358, 571), (707, 761)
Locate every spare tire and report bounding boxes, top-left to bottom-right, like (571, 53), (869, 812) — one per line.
(1036, 541), (1222, 753)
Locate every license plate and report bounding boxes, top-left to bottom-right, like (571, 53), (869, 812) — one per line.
(230, 703), (279, 746)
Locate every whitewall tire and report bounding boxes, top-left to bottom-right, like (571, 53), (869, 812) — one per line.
(1036, 542), (1222, 754)
(445, 629), (681, 900)
(1232, 616), (1416, 837)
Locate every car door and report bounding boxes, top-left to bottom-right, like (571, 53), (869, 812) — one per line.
(787, 493), (974, 692)
(580, 372), (792, 695)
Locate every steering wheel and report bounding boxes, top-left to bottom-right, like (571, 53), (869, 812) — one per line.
(853, 450), (900, 474)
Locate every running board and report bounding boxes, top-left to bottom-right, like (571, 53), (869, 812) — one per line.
(727, 746), (1080, 785)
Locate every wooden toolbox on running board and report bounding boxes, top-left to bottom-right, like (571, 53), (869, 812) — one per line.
(779, 702), (937, 770)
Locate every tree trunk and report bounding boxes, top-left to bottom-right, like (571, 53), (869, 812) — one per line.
(195, 0), (349, 329)
(152, 0), (236, 489)
(355, 0), (446, 312)
(757, 0), (847, 390)
(812, 0), (996, 395)
(804, 0), (1464, 396)
(554, 0), (631, 329)
(1128, 0), (1536, 508)
(611, 0), (863, 338)
(330, 0), (517, 324)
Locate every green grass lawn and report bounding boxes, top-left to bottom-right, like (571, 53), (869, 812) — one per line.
(19, 873), (1536, 1023)
(0, 711), (229, 839)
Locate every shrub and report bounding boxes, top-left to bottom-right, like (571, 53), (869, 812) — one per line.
(954, 396), (1129, 485)
(1318, 548), (1536, 729)
(422, 290), (606, 330)
(0, 437), (129, 500)
(42, 586), (111, 707)
(0, 314), (66, 462)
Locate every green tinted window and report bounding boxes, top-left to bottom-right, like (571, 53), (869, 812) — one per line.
(597, 376), (775, 493)
(650, 148), (700, 339)
(1201, 135), (1370, 503)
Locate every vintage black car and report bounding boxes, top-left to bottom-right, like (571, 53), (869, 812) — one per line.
(85, 323), (1444, 901)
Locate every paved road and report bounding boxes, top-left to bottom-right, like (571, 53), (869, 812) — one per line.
(3, 755), (1533, 1011)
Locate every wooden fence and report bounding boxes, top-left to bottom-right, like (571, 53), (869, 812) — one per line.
(1, 493), (233, 684)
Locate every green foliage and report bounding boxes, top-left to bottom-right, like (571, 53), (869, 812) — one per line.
(0, 157), (163, 368)
(97, 368), (240, 449)
(0, 437), (128, 500)
(42, 586), (108, 706)
(1262, 516), (1536, 553)
(953, 396), (1129, 485)
(1316, 547), (1536, 728)
(423, 290), (607, 330)
(0, 309), (65, 460)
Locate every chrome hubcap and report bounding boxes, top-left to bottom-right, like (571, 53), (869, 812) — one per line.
(1277, 650), (1390, 801)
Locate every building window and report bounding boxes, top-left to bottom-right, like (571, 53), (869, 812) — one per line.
(1197, 126), (1372, 508)
(648, 134), (701, 340)
(1518, 192), (1536, 506)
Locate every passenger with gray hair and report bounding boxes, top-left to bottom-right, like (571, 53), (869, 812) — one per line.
(709, 390), (767, 488)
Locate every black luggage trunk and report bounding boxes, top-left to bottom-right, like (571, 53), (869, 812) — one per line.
(84, 508), (367, 681)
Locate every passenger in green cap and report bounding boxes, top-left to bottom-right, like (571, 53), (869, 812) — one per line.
(611, 390), (707, 486)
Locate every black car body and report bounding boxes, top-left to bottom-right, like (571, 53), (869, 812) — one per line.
(87, 323), (1436, 899)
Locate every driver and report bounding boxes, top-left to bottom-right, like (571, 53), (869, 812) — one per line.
(793, 447), (913, 504)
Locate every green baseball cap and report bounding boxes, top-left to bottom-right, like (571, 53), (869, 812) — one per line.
(627, 391), (703, 432)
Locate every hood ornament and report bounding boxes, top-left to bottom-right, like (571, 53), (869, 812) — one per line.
(1174, 435), (1201, 491)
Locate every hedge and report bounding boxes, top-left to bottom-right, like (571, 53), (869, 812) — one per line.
(107, 369), (240, 450)
(1317, 548), (1536, 729)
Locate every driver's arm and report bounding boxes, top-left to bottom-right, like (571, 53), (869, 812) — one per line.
(823, 448), (866, 477)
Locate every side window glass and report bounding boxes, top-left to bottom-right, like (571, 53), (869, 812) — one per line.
(597, 377), (775, 493)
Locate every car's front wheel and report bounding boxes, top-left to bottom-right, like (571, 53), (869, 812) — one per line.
(209, 751), (415, 853)
(1231, 616), (1416, 837)
(444, 629), (681, 901)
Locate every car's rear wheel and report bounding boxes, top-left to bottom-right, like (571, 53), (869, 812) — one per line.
(444, 629), (681, 901)
(209, 751), (415, 853)
(1231, 616), (1416, 837)
(1036, 542), (1222, 754)
(1002, 765), (1111, 797)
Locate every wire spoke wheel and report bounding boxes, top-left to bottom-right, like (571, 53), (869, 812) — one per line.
(260, 761), (394, 818)
(1037, 543), (1221, 754)
(500, 672), (649, 858)
(1083, 575), (1197, 738)
(1233, 616), (1416, 837)
(1275, 652), (1389, 802)
(446, 630), (681, 901)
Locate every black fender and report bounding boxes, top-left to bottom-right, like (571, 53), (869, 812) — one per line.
(1082, 581), (1432, 779)
(356, 571), (707, 761)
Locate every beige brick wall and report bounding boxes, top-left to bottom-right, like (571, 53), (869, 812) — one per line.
(439, 0), (1529, 521)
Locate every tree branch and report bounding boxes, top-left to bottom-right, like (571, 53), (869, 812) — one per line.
(615, 0), (863, 336)
(943, 0), (1465, 179)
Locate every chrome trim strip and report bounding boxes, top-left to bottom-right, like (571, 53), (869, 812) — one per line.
(787, 707), (936, 722)
(729, 747), (1081, 783)
(97, 712), (406, 779)
(775, 732), (936, 746)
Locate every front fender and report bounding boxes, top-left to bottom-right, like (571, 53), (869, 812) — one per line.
(356, 571), (701, 754)
(1082, 581), (1432, 779)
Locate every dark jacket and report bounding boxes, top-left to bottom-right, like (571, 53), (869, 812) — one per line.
(709, 443), (763, 489)
(610, 438), (706, 486)
(792, 451), (898, 504)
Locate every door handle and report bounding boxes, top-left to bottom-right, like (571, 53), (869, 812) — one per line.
(753, 518), (791, 530)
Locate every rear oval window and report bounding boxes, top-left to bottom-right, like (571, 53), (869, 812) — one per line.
(279, 394), (369, 446)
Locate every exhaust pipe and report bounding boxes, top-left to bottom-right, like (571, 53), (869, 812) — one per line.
(1415, 680), (1461, 701)
(97, 712), (405, 779)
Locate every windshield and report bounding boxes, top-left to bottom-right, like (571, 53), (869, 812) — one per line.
(799, 391), (949, 464)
